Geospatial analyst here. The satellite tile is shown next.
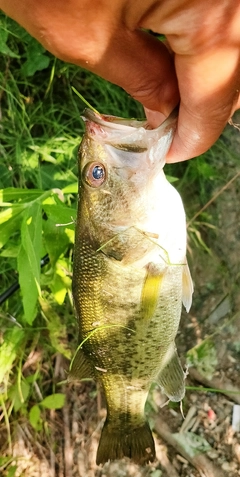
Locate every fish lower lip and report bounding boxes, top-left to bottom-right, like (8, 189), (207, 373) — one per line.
(143, 231), (159, 239)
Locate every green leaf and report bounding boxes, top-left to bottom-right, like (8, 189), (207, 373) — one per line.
(62, 182), (78, 194)
(40, 393), (65, 410)
(166, 175), (179, 183)
(18, 247), (38, 323)
(0, 243), (20, 257)
(0, 187), (44, 203)
(8, 380), (30, 412)
(0, 457), (13, 467)
(0, 215), (22, 248)
(173, 432), (211, 457)
(29, 405), (42, 430)
(40, 299), (71, 358)
(43, 215), (72, 265)
(18, 202), (42, 324)
(6, 466), (17, 477)
(186, 339), (218, 380)
(150, 471), (162, 477)
(0, 328), (25, 383)
(21, 40), (50, 76)
(0, 204), (26, 226)
(51, 273), (68, 305)
(42, 204), (76, 229)
(0, 27), (19, 58)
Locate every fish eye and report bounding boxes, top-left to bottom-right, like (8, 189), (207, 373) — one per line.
(82, 162), (106, 188)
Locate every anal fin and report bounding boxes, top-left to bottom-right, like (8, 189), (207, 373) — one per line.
(157, 347), (185, 402)
(68, 347), (95, 382)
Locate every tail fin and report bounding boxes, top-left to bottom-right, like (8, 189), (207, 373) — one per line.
(96, 419), (155, 465)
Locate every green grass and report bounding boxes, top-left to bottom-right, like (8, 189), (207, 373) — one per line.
(0, 11), (239, 476)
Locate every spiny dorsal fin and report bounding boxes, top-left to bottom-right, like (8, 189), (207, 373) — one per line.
(68, 347), (95, 382)
(182, 263), (194, 312)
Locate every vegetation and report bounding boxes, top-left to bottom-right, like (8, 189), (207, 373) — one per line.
(0, 11), (239, 477)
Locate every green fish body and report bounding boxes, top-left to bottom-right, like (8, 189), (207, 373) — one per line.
(71, 109), (193, 465)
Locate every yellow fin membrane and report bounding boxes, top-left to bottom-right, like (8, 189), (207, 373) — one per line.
(141, 267), (164, 320)
(96, 419), (155, 465)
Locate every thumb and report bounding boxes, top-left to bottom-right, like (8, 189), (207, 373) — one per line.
(166, 48), (240, 162)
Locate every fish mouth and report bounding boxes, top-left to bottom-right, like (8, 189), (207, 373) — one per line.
(82, 107), (178, 133)
(82, 109), (148, 130)
(82, 108), (178, 158)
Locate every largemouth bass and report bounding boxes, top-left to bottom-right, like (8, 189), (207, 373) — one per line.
(70, 108), (193, 465)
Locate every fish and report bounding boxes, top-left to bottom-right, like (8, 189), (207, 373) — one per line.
(70, 108), (193, 466)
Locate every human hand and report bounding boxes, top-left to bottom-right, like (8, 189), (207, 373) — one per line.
(1, 0), (240, 162)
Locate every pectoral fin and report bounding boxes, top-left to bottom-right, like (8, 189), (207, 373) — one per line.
(182, 263), (194, 312)
(156, 346), (185, 402)
(68, 347), (95, 382)
(141, 266), (164, 320)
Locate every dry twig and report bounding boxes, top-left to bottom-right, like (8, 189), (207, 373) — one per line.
(59, 358), (73, 477)
(154, 416), (225, 477)
(188, 367), (240, 405)
(62, 393), (73, 477)
(155, 440), (180, 477)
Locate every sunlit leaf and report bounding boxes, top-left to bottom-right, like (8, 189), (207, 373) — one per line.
(18, 202), (42, 324)
(0, 205), (26, 225)
(51, 273), (69, 305)
(0, 328), (25, 383)
(62, 183), (78, 194)
(29, 405), (42, 430)
(51, 258), (72, 305)
(0, 215), (22, 248)
(0, 187), (44, 203)
(40, 393), (65, 409)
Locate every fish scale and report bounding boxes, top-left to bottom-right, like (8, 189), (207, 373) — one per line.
(70, 108), (193, 465)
